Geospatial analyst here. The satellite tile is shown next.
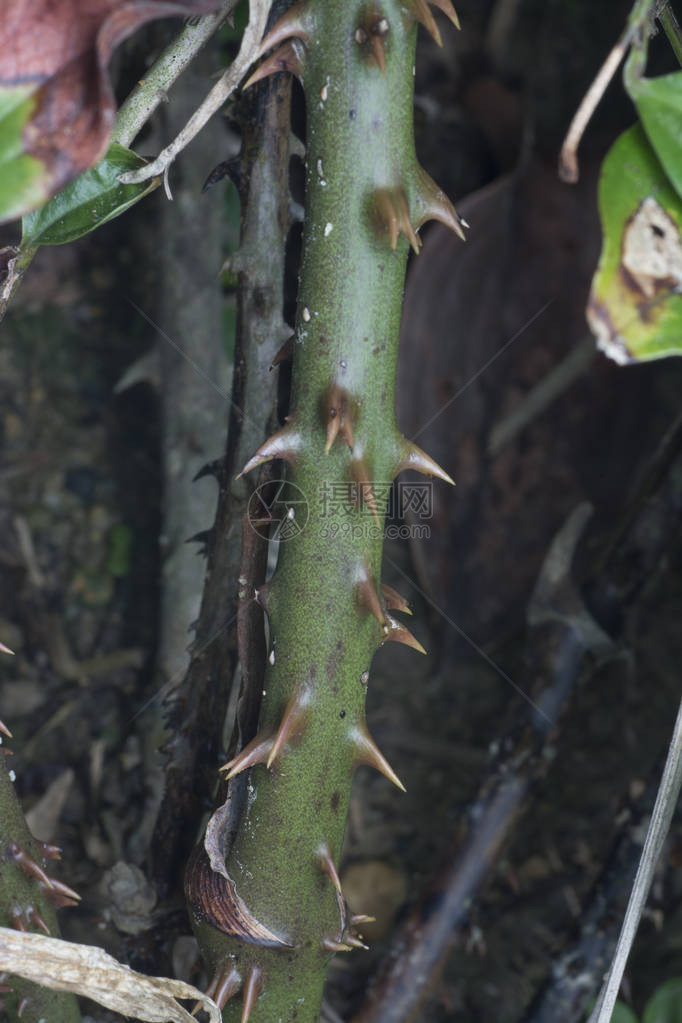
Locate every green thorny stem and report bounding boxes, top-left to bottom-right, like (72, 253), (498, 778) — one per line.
(0, 744), (81, 1023)
(186, 2), (464, 1021)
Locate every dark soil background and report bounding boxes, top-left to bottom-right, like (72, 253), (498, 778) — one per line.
(2, 1), (682, 1021)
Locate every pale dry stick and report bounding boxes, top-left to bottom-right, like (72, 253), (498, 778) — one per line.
(559, 26), (635, 183)
(118, 0), (272, 188)
(587, 695), (682, 1023)
(112, 0), (239, 149)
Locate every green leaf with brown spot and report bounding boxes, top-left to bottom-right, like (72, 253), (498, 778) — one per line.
(0, 86), (50, 221)
(587, 123), (682, 363)
(21, 144), (159, 247)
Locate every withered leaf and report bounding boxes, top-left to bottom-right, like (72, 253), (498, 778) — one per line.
(0, 0), (222, 222)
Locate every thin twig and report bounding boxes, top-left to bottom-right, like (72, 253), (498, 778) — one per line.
(112, 0), (239, 148)
(588, 698), (682, 1023)
(559, 0), (654, 183)
(118, 0), (272, 187)
(656, 1), (682, 67)
(559, 29), (634, 183)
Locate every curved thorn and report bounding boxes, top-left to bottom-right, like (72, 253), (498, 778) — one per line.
(381, 583), (412, 615)
(414, 167), (466, 241)
(241, 966), (262, 1023)
(395, 438), (454, 485)
(27, 907), (49, 934)
(394, 188), (421, 253)
(10, 844), (52, 888)
(349, 458), (380, 523)
(430, 0), (460, 29)
(214, 966), (242, 1011)
(0, 719), (12, 738)
(323, 383), (356, 454)
(369, 33), (386, 73)
(351, 723), (406, 792)
(323, 938), (354, 953)
(41, 843), (61, 861)
(410, 0), (442, 44)
(236, 424), (303, 479)
(384, 613), (427, 655)
(351, 913), (376, 925)
(267, 688), (311, 768)
(375, 189), (400, 250)
(220, 734), (274, 780)
(317, 842), (342, 895)
(270, 334), (294, 369)
(346, 935), (370, 950)
(244, 40), (305, 90)
(355, 564), (385, 625)
(44, 878), (81, 903)
(256, 2), (312, 58)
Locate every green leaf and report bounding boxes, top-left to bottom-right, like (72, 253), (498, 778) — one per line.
(0, 85), (49, 221)
(625, 40), (682, 200)
(643, 979), (682, 1023)
(612, 1003), (640, 1023)
(587, 124), (682, 363)
(21, 143), (159, 247)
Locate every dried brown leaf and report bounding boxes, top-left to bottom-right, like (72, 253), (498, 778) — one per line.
(0, 927), (220, 1023)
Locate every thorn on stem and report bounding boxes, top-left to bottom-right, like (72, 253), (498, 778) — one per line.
(220, 734), (275, 780)
(317, 842), (343, 895)
(350, 722), (406, 792)
(241, 966), (263, 1023)
(244, 40), (305, 90)
(383, 613), (427, 655)
(267, 687), (311, 768)
(395, 438), (454, 485)
(381, 583), (412, 615)
(236, 424), (303, 479)
(374, 187), (421, 253)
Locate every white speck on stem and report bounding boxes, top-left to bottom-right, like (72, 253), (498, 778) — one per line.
(269, 649), (276, 665)
(324, 222), (333, 236)
(9, 770), (16, 782)
(302, 307), (311, 322)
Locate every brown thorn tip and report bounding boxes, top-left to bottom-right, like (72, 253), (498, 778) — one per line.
(430, 0), (461, 29)
(236, 425), (302, 479)
(241, 966), (262, 1023)
(10, 844), (52, 888)
(266, 688), (311, 768)
(317, 842), (342, 895)
(356, 565), (385, 625)
(220, 734), (274, 780)
(384, 613), (427, 655)
(346, 935), (370, 950)
(244, 40), (304, 90)
(415, 167), (466, 241)
(0, 719), (12, 738)
(27, 908), (49, 934)
(256, 3), (312, 59)
(369, 33), (386, 73)
(351, 914), (376, 925)
(374, 188), (421, 253)
(350, 459), (380, 523)
(214, 966), (242, 1011)
(41, 843), (61, 860)
(411, 0), (442, 44)
(46, 878), (81, 903)
(323, 384), (355, 454)
(396, 439), (454, 485)
(323, 938), (354, 953)
(351, 723), (406, 792)
(381, 583), (412, 615)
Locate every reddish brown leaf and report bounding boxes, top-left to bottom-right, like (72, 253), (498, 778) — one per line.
(0, 0), (221, 220)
